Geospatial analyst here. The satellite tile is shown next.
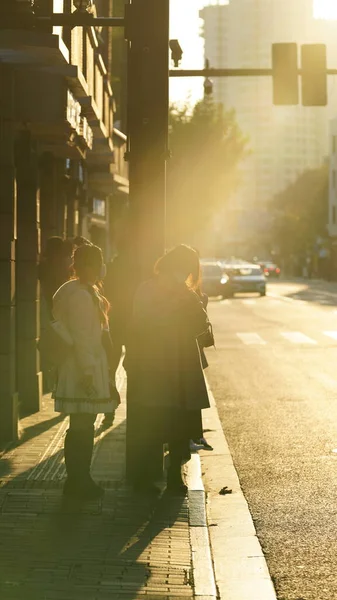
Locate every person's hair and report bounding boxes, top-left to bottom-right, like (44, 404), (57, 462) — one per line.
(73, 236), (93, 248)
(73, 244), (102, 276)
(154, 244), (201, 289)
(63, 238), (74, 258)
(73, 244), (110, 325)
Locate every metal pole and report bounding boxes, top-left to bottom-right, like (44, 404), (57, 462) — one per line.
(125, 0), (169, 483)
(169, 68), (337, 78)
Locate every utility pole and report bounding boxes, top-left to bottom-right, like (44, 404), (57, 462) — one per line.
(126, 0), (169, 278)
(125, 0), (169, 482)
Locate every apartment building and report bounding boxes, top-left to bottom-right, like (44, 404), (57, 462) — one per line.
(200, 0), (337, 224)
(0, 0), (129, 443)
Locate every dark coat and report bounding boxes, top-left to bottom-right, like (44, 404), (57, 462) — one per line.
(125, 278), (210, 411)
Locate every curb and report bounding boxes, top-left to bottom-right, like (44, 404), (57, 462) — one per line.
(197, 379), (278, 600)
(185, 454), (217, 599)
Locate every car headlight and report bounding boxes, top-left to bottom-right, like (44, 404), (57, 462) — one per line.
(221, 276), (229, 284)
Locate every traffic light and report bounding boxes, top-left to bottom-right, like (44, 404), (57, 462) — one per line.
(301, 44), (327, 107)
(169, 39), (183, 68)
(272, 43), (299, 105)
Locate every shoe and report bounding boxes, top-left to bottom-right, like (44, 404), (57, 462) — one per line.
(63, 478), (104, 500)
(189, 440), (204, 453)
(196, 437), (213, 451)
(133, 481), (161, 496)
(166, 480), (188, 495)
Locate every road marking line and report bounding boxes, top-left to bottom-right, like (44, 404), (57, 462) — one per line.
(220, 299), (232, 305)
(324, 331), (337, 341)
(281, 332), (317, 344)
(237, 333), (266, 345)
(241, 299), (256, 305)
(268, 293), (307, 305)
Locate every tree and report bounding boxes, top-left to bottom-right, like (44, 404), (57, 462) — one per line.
(267, 164), (328, 262)
(166, 99), (248, 251)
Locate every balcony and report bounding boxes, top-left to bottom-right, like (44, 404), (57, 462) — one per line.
(0, 1), (114, 161)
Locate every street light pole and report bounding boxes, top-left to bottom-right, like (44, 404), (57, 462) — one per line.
(126, 0), (169, 278)
(125, 0), (169, 482)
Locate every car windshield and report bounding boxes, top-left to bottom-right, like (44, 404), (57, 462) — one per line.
(202, 264), (222, 277)
(229, 266), (263, 276)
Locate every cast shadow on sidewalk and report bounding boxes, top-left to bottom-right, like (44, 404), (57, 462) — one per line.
(0, 419), (186, 600)
(18, 414), (64, 445)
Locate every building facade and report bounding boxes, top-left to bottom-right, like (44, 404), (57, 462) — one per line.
(0, 0), (128, 444)
(200, 0), (337, 251)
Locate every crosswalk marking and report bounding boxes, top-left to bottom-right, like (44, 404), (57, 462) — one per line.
(281, 332), (317, 345)
(324, 331), (337, 341)
(236, 333), (266, 345)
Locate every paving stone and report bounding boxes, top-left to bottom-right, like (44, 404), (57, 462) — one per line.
(0, 388), (195, 600)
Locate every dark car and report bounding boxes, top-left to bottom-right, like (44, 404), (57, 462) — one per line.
(201, 262), (229, 298)
(259, 261), (281, 278)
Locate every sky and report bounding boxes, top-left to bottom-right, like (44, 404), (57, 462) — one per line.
(169, 0), (209, 105)
(313, 0), (337, 19)
(169, 0), (337, 105)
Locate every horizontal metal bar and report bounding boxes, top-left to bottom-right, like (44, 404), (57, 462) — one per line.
(169, 68), (273, 77)
(169, 68), (337, 78)
(0, 15), (124, 29)
(37, 15), (125, 27)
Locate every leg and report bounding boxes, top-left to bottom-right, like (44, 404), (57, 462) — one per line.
(167, 438), (188, 493)
(64, 413), (103, 499)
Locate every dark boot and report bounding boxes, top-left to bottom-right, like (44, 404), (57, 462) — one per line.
(167, 441), (188, 495)
(63, 424), (103, 500)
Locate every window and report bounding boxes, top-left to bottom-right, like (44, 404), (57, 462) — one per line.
(93, 198), (106, 218)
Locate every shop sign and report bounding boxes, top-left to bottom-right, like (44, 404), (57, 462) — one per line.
(66, 90), (81, 133)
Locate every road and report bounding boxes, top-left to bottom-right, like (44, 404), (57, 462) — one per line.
(206, 280), (337, 600)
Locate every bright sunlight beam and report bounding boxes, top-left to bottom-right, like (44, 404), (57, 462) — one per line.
(314, 0), (337, 19)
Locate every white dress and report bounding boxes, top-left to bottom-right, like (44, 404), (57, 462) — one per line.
(52, 279), (116, 414)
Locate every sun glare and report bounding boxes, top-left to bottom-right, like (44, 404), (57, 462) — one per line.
(314, 0), (337, 19)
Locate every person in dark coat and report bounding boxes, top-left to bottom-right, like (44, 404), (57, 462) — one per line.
(125, 245), (210, 494)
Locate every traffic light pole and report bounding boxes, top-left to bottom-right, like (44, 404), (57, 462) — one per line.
(125, 0), (169, 483)
(169, 68), (337, 77)
(126, 0), (169, 279)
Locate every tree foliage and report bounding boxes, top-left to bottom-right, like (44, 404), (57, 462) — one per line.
(166, 99), (248, 248)
(267, 165), (329, 258)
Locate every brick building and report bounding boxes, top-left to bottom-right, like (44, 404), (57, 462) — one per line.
(0, 0), (128, 444)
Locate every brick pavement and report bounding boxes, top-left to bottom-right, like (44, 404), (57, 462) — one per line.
(0, 373), (195, 600)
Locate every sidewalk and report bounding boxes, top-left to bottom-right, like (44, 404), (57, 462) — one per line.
(0, 370), (213, 600)
(0, 369), (278, 600)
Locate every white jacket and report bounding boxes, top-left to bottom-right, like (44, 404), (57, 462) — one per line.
(52, 280), (112, 412)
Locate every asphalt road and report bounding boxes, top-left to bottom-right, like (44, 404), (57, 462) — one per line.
(206, 280), (337, 600)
